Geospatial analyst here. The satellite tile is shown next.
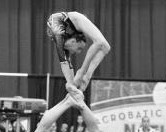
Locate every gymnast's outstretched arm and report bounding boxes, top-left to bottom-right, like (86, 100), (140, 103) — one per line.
(35, 86), (101, 132)
(79, 100), (101, 132)
(34, 95), (74, 132)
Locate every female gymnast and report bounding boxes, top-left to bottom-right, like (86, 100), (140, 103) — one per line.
(47, 11), (110, 93)
(35, 84), (101, 132)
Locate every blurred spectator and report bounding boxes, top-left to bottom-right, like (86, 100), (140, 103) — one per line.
(0, 115), (6, 132)
(60, 123), (68, 132)
(70, 125), (74, 132)
(13, 120), (26, 132)
(0, 115), (13, 132)
(138, 116), (156, 132)
(74, 115), (86, 132)
(0, 125), (5, 132)
(49, 122), (57, 132)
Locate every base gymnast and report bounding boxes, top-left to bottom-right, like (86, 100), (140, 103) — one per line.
(34, 84), (101, 132)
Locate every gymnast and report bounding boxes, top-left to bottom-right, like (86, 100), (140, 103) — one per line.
(35, 84), (101, 132)
(47, 11), (110, 94)
(38, 11), (110, 132)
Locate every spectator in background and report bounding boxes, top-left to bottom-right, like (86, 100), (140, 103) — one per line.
(0, 116), (6, 132)
(49, 122), (57, 132)
(70, 126), (74, 132)
(60, 123), (68, 132)
(13, 120), (26, 132)
(138, 116), (156, 132)
(74, 115), (86, 132)
(0, 125), (5, 132)
(0, 115), (13, 132)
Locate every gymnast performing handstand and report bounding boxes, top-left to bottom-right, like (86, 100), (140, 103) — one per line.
(47, 11), (110, 94)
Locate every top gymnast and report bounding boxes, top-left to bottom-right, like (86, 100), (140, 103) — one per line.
(47, 11), (110, 93)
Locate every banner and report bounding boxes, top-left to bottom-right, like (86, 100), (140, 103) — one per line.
(90, 80), (166, 132)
